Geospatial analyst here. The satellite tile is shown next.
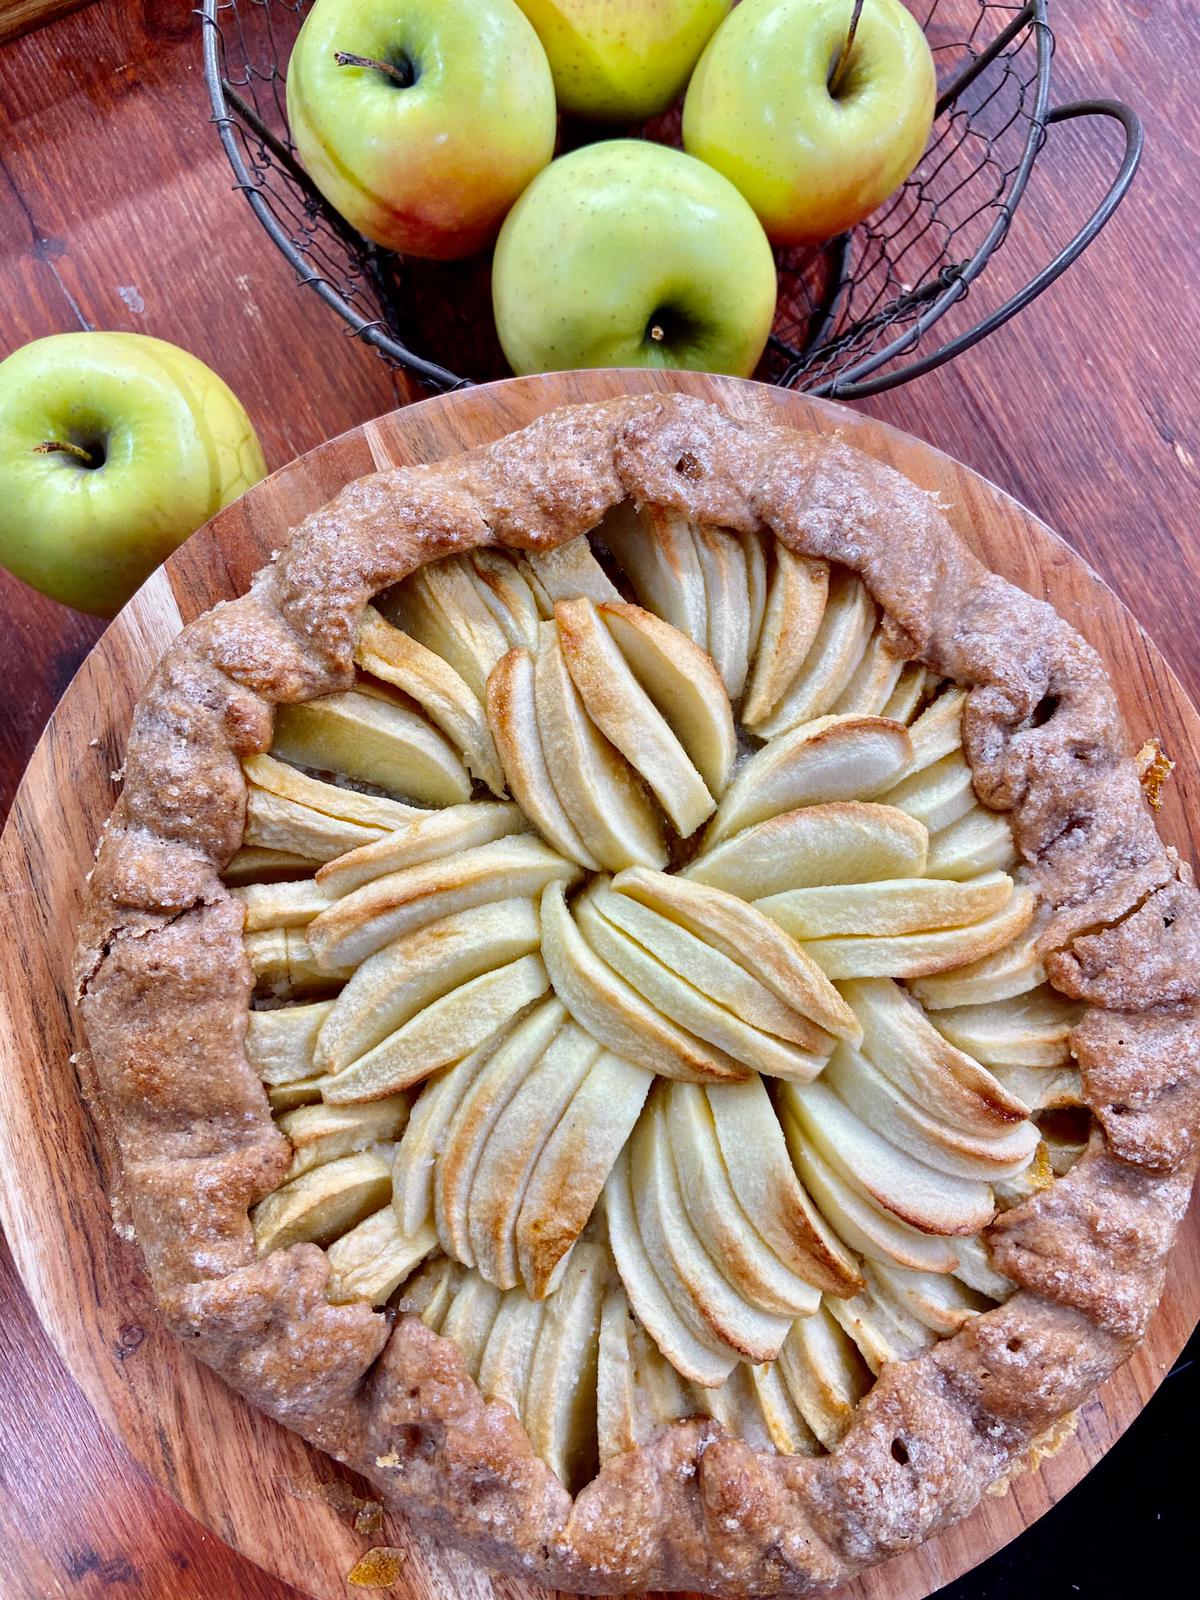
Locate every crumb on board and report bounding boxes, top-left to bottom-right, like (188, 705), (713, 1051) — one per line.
(347, 1547), (408, 1588)
(1135, 737), (1175, 809)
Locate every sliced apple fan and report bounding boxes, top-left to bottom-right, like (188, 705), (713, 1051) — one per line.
(230, 530), (1086, 1489)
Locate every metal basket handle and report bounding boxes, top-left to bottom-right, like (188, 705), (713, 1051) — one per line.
(827, 99), (1144, 400)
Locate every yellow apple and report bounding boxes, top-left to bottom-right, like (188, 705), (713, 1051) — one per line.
(287, 0), (558, 259)
(683, 0), (936, 245)
(0, 333), (266, 617)
(514, 0), (732, 120)
(492, 139), (778, 378)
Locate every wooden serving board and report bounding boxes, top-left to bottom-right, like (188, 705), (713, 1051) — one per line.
(1, 371), (1197, 1600)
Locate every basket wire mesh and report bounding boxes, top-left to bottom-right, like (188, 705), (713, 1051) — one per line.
(201, 0), (1141, 398)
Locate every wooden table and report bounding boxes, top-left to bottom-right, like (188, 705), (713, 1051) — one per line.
(0, 3), (1196, 1597)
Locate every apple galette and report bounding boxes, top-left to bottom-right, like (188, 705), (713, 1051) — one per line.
(76, 395), (1200, 1596)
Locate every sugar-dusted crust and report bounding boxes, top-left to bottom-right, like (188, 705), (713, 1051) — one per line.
(75, 395), (1200, 1595)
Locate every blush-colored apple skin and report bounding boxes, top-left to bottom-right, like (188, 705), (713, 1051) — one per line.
(0, 333), (266, 617)
(683, 0), (936, 246)
(513, 0), (732, 121)
(287, 0), (558, 260)
(492, 140), (777, 378)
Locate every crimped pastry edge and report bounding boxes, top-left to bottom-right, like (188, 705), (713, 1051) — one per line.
(74, 394), (1200, 1596)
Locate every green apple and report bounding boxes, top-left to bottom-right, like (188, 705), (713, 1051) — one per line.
(287, 0), (557, 260)
(0, 333), (266, 617)
(513, 0), (732, 121)
(492, 140), (778, 378)
(683, 0), (936, 245)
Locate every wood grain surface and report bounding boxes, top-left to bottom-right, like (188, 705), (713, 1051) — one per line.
(1, 369), (1198, 1600)
(0, 3), (1198, 1598)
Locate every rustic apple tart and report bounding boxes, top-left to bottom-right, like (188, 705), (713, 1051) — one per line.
(76, 395), (1200, 1596)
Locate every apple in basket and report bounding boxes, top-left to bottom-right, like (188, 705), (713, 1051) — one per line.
(287, 0), (558, 259)
(683, 0), (937, 245)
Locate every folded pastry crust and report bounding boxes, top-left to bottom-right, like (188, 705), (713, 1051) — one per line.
(75, 396), (1200, 1595)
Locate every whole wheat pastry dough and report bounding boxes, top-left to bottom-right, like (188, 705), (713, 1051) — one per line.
(76, 396), (1200, 1595)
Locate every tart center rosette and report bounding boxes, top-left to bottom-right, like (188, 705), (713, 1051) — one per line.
(226, 511), (1085, 1491)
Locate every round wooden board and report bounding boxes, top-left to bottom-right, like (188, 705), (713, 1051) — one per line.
(1, 370), (1197, 1600)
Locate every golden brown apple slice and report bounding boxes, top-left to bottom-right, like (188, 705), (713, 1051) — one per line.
(399, 1254), (464, 1332)
(322, 954), (550, 1103)
(742, 547), (829, 728)
(597, 1285), (641, 1462)
(779, 1113), (961, 1274)
(932, 986), (1080, 1067)
(925, 807), (1020, 880)
(244, 752), (425, 830)
(476, 1285), (545, 1419)
(881, 664), (930, 724)
(307, 835), (579, 969)
(243, 788), (382, 864)
(612, 867), (860, 1044)
(534, 622), (666, 870)
(822, 1041), (1039, 1181)
(706, 715), (913, 847)
(251, 1149), (393, 1255)
(539, 882), (746, 1083)
(867, 1260), (990, 1336)
(685, 801), (928, 899)
(897, 686), (968, 777)
(314, 897), (540, 1073)
(382, 567), (502, 701)
(414, 557), (512, 691)
(830, 625), (907, 717)
(600, 502), (708, 648)
(434, 998), (566, 1265)
(516, 1048), (651, 1300)
(783, 1080), (995, 1235)
(748, 1361), (820, 1456)
(757, 871), (1014, 941)
(843, 976), (1031, 1133)
(590, 883), (826, 1048)
(692, 524), (752, 700)
(355, 606), (507, 795)
(440, 1272), (503, 1377)
(467, 1022), (599, 1289)
(278, 1096), (410, 1181)
(631, 1100), (792, 1364)
(244, 929), (352, 995)
(910, 918), (1045, 1009)
(577, 887), (830, 1080)
(950, 1234), (1013, 1301)
(523, 1239), (608, 1490)
(325, 1209), (437, 1306)
(556, 598), (715, 836)
(743, 531), (768, 658)
(827, 1283), (935, 1373)
(753, 569), (877, 740)
(605, 1145), (739, 1388)
(267, 1075), (327, 1112)
(487, 647), (601, 867)
(704, 1076), (862, 1295)
(776, 1308), (872, 1451)
(665, 1083), (821, 1315)
(800, 883), (1037, 981)
(315, 802), (525, 897)
(223, 846), (321, 884)
(246, 1000), (333, 1087)
(525, 536), (621, 605)
(597, 601), (736, 797)
(271, 686), (471, 807)
(231, 879), (335, 933)
(391, 1025), (519, 1235)
(467, 549), (541, 646)
(882, 750), (976, 832)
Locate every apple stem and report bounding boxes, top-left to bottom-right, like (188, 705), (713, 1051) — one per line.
(828, 0), (864, 97)
(34, 439), (97, 467)
(333, 50), (415, 88)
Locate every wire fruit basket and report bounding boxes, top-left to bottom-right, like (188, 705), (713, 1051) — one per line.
(201, 0), (1142, 399)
